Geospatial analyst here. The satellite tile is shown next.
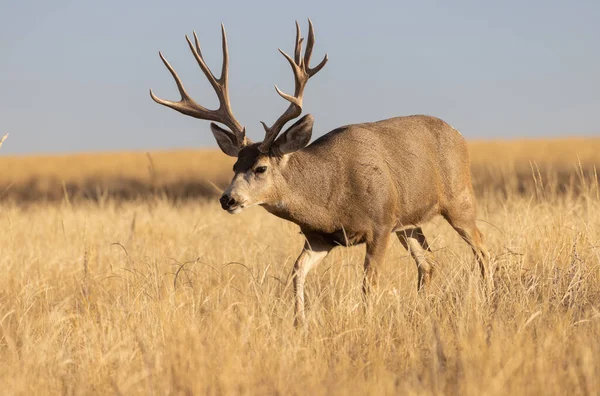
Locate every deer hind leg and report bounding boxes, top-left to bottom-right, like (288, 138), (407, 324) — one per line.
(396, 227), (434, 291)
(443, 200), (490, 278)
(292, 237), (333, 327)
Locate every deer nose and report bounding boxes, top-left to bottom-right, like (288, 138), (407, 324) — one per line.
(220, 194), (237, 210)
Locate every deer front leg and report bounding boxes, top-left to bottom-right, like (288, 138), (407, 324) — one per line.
(293, 238), (333, 327)
(362, 233), (391, 299)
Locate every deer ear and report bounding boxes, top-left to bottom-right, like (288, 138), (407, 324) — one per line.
(211, 123), (241, 157)
(273, 114), (314, 155)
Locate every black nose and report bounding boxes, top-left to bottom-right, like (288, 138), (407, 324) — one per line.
(220, 194), (237, 210)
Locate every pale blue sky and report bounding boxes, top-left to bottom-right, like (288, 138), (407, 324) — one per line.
(0, 0), (598, 155)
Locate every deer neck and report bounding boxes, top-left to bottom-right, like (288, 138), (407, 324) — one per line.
(262, 150), (338, 232)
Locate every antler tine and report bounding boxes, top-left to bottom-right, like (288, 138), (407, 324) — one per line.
(150, 52), (209, 116)
(220, 24), (229, 84)
(259, 20), (328, 153)
(192, 31), (203, 60)
(150, 25), (246, 146)
(306, 19), (328, 77)
(304, 19), (314, 67)
(187, 32), (218, 91)
(293, 21), (303, 65)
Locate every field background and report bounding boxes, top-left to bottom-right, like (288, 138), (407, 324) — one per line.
(1, 138), (599, 203)
(0, 138), (599, 395)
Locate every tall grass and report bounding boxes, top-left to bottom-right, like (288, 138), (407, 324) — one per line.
(0, 133), (8, 150)
(0, 139), (599, 394)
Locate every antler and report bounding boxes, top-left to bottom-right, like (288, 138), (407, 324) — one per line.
(259, 19), (328, 153)
(0, 133), (8, 150)
(150, 25), (248, 147)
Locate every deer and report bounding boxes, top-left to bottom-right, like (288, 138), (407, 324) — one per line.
(150, 20), (490, 325)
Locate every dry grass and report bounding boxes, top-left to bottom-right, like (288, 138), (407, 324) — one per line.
(0, 149), (232, 185)
(0, 134), (8, 150)
(0, 149), (234, 202)
(0, 138), (599, 395)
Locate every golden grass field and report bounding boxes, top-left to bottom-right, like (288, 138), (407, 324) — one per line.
(0, 138), (599, 395)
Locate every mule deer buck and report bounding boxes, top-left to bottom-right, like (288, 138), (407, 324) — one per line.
(150, 20), (489, 324)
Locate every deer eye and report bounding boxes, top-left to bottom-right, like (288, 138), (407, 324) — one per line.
(254, 166), (267, 174)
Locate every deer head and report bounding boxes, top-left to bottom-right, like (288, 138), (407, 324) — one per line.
(150, 20), (327, 214)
